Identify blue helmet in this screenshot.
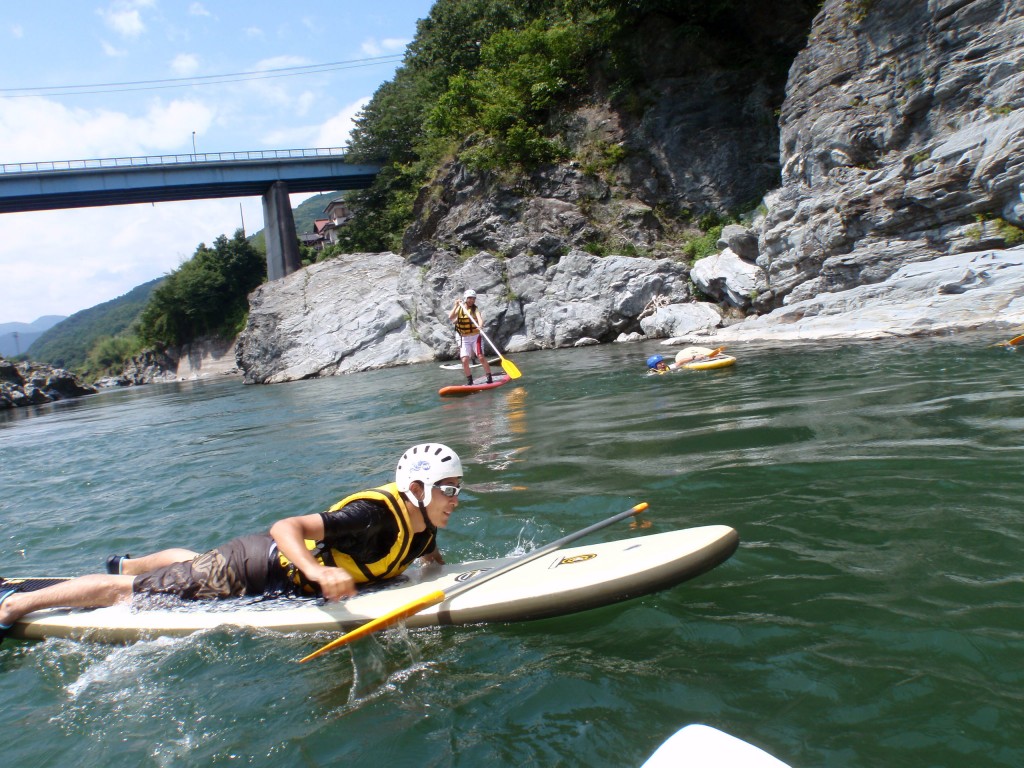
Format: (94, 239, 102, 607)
(646, 354, 665, 369)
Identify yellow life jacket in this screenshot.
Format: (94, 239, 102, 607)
(278, 482, 430, 592)
(454, 305, 480, 336)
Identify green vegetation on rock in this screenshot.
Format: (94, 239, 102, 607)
(337, 0, 820, 254)
(137, 230, 266, 349)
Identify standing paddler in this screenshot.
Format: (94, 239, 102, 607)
(448, 289, 494, 386)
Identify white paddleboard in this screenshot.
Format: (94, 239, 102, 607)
(642, 724, 791, 768)
(439, 358, 501, 370)
(8, 526, 737, 643)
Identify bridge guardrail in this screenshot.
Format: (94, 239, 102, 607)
(0, 147, 350, 175)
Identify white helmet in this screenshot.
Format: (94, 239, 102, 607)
(464, 289, 477, 299)
(395, 443, 463, 507)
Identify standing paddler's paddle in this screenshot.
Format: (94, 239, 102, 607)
(459, 301, 522, 379)
(996, 333, 1024, 347)
(298, 501, 649, 663)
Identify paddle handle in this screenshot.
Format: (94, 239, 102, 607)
(298, 501, 649, 661)
(444, 501, 648, 602)
(299, 589, 446, 663)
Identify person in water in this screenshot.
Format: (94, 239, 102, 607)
(647, 347, 722, 374)
(0, 443, 464, 643)
(448, 289, 494, 386)
(646, 354, 673, 374)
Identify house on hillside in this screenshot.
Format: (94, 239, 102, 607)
(299, 231, 326, 250)
(315, 197, 352, 246)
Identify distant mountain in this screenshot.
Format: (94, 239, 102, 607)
(293, 191, 342, 234)
(27, 278, 164, 368)
(0, 315, 66, 358)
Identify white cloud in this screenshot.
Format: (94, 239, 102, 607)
(295, 91, 316, 118)
(241, 56, 314, 108)
(101, 40, 128, 57)
(170, 53, 200, 76)
(360, 36, 409, 56)
(0, 96, 215, 162)
(188, 2, 211, 17)
(314, 98, 371, 149)
(97, 1, 152, 38)
(244, 26, 264, 39)
(257, 96, 369, 149)
(10, 24, 24, 38)
(254, 55, 310, 72)
(0, 198, 264, 322)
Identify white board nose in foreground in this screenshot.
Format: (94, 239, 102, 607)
(641, 724, 792, 768)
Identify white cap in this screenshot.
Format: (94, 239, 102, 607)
(464, 289, 477, 299)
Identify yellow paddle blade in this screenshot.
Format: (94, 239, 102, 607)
(299, 589, 447, 663)
(991, 333, 1024, 347)
(501, 356, 522, 379)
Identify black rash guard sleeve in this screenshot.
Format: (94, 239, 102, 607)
(319, 498, 436, 565)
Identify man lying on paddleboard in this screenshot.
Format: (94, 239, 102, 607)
(0, 443, 464, 644)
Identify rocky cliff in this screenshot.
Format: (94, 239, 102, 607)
(236, 0, 1024, 383)
(757, 0, 1024, 309)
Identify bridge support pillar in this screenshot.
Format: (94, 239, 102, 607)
(262, 181, 301, 281)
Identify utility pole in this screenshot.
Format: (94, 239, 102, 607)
(191, 131, 197, 160)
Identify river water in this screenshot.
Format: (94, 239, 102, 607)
(1, 335, 1022, 767)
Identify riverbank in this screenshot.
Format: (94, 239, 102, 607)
(231, 244, 1024, 385)
(0, 357, 97, 409)
(663, 247, 1024, 346)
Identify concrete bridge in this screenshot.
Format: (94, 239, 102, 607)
(0, 149, 380, 280)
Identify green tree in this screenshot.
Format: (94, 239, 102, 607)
(81, 334, 145, 380)
(341, 0, 820, 252)
(138, 229, 265, 348)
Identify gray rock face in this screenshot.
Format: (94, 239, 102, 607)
(510, 249, 691, 349)
(232, 0, 1024, 380)
(640, 302, 723, 338)
(236, 249, 693, 383)
(690, 248, 768, 310)
(0, 358, 98, 409)
(668, 247, 1024, 343)
(402, 45, 791, 266)
(757, 0, 1024, 308)
(103, 338, 240, 387)
(237, 254, 435, 384)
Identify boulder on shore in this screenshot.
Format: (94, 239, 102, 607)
(0, 358, 98, 410)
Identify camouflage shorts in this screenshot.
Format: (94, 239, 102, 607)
(132, 533, 276, 600)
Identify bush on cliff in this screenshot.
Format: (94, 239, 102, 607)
(340, 0, 820, 253)
(137, 230, 265, 348)
(81, 334, 147, 381)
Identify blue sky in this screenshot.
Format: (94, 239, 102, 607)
(0, 0, 436, 324)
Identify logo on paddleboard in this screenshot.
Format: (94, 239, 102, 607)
(553, 553, 596, 567)
(455, 568, 492, 582)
